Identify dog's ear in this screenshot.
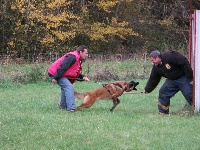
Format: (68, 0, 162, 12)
(130, 81, 134, 85)
(134, 82, 139, 86)
(130, 81, 139, 86)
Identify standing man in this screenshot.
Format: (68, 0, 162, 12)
(48, 45, 89, 112)
(144, 50, 193, 114)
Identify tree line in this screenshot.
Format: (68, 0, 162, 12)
(0, 0, 200, 59)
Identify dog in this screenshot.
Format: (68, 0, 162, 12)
(74, 81, 139, 112)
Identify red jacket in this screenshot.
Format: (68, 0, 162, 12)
(48, 51, 82, 83)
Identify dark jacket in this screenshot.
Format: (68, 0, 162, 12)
(145, 51, 193, 93)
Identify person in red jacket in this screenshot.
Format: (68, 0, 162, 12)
(48, 45, 89, 112)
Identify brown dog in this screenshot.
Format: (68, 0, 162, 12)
(75, 81, 139, 111)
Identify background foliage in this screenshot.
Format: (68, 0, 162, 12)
(1, 0, 200, 59)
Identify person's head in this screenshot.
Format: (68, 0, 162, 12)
(76, 45, 88, 60)
(149, 50, 162, 66)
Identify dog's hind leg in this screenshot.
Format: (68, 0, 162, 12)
(76, 96, 96, 111)
(77, 103, 93, 110)
(110, 98, 120, 112)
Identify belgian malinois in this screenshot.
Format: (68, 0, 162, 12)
(75, 81, 139, 111)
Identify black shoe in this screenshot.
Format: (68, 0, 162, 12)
(59, 105, 66, 110)
(182, 103, 194, 111)
(159, 112, 169, 115)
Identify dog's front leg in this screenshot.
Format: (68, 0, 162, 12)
(110, 98, 120, 112)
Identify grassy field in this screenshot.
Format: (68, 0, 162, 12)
(0, 79, 200, 150)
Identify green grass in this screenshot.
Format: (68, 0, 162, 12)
(0, 80, 200, 150)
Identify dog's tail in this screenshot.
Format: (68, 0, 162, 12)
(74, 91, 86, 100)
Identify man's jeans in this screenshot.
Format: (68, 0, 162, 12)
(158, 76, 193, 114)
(57, 77, 76, 110)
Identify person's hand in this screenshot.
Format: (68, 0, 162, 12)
(83, 76, 89, 81)
(52, 79, 57, 84)
(143, 90, 148, 94)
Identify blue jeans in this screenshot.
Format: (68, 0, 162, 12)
(56, 77, 76, 110)
(158, 76, 193, 114)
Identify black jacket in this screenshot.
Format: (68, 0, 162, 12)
(145, 51, 193, 93)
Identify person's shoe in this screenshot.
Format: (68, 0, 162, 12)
(159, 112, 169, 115)
(59, 105, 66, 110)
(67, 109, 76, 112)
(182, 103, 194, 111)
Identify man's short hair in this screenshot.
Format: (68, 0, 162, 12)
(149, 50, 161, 58)
(76, 45, 87, 52)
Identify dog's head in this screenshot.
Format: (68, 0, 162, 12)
(125, 81, 139, 92)
(110, 81, 139, 92)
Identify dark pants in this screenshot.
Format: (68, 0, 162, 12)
(158, 76, 193, 114)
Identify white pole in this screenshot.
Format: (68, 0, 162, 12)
(193, 10, 200, 112)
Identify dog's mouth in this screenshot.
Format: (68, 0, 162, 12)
(133, 82, 139, 90)
(125, 81, 139, 92)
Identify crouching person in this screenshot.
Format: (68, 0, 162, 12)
(144, 50, 193, 114)
(48, 45, 89, 112)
